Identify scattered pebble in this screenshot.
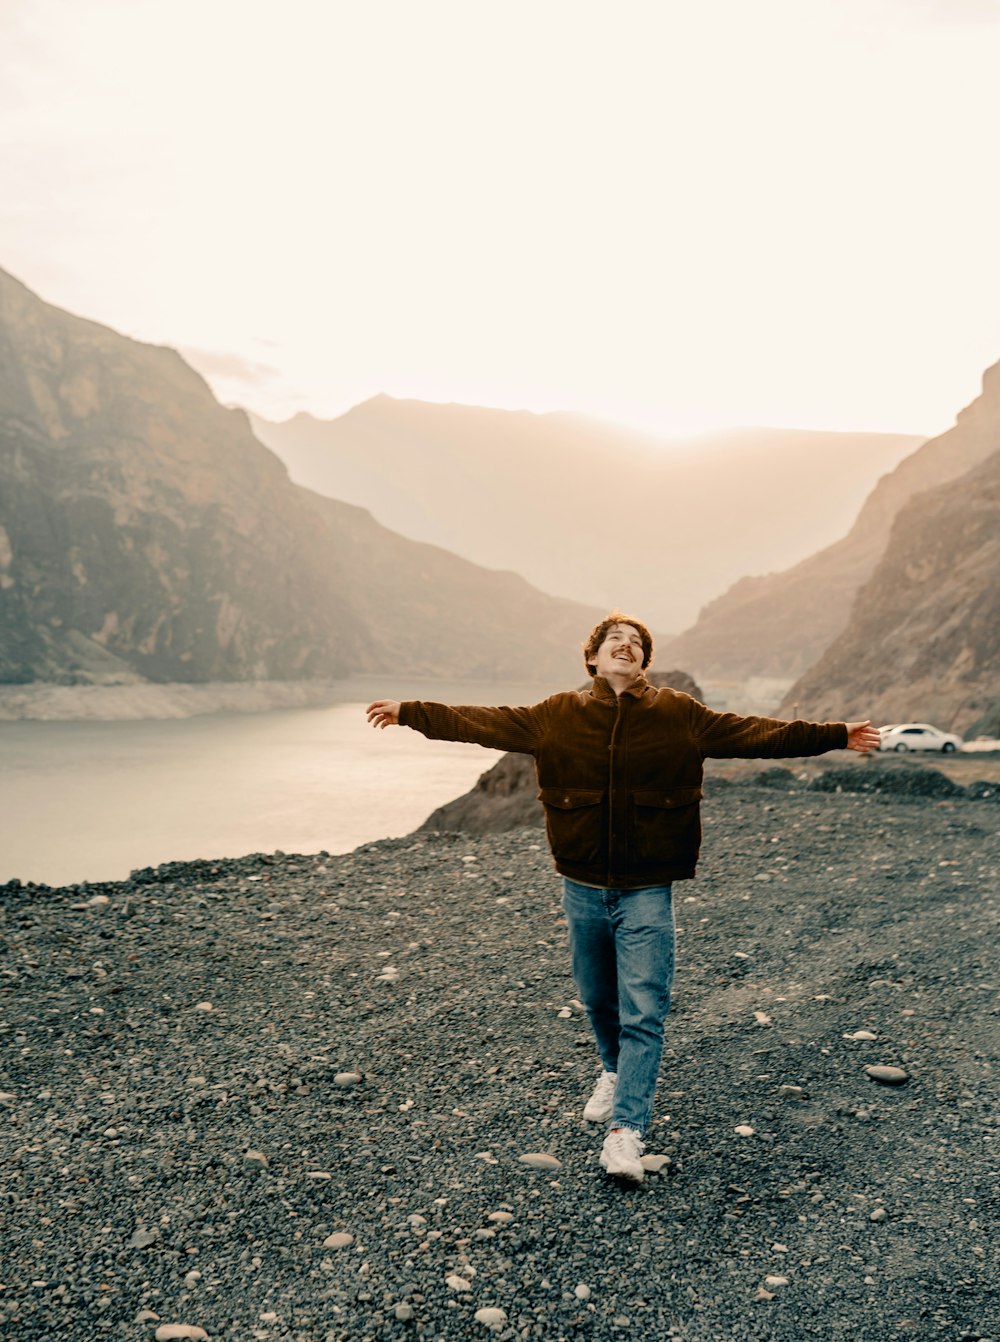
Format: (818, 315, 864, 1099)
(445, 1275, 472, 1291)
(244, 1149, 268, 1169)
(154, 1328, 210, 1342)
(844, 1030, 878, 1041)
(865, 1065, 910, 1086)
(487, 1211, 513, 1223)
(394, 1303, 414, 1321)
(778, 1085, 804, 1099)
(474, 1308, 508, 1330)
(765, 1275, 790, 1288)
(870, 1208, 888, 1222)
(333, 1071, 362, 1087)
(734, 1125, 755, 1137)
(754, 1011, 772, 1025)
(129, 1228, 160, 1249)
(323, 1232, 354, 1249)
(518, 1152, 562, 1170)
(639, 1154, 672, 1173)
(574, 1283, 592, 1300)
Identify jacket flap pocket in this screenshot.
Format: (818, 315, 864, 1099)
(632, 786, 703, 809)
(537, 787, 604, 810)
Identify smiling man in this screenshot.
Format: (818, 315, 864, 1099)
(367, 612, 880, 1181)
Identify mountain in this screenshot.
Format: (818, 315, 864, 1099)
(662, 360, 1000, 681)
(778, 447, 1000, 736)
(0, 268, 600, 686)
(247, 400, 920, 633)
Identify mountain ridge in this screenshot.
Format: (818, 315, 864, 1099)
(0, 266, 601, 688)
(661, 358, 1000, 682)
(778, 446, 1000, 736)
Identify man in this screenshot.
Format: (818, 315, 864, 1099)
(367, 613, 880, 1182)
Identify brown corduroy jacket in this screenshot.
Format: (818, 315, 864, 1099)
(399, 673, 848, 888)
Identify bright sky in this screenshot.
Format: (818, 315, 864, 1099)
(3, 0, 1000, 437)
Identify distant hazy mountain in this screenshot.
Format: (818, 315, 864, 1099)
(662, 360, 1000, 681)
(249, 400, 920, 633)
(779, 447, 1000, 736)
(0, 268, 600, 686)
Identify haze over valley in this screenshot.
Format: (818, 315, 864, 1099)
(251, 402, 920, 634)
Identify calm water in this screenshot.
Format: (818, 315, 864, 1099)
(0, 676, 556, 887)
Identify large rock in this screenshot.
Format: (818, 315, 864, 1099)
(416, 671, 704, 834)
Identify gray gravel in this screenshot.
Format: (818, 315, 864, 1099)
(1, 776, 997, 1342)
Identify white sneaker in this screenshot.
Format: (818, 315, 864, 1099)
(599, 1126, 645, 1182)
(582, 1070, 617, 1122)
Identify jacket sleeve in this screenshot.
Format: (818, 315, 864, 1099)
(398, 699, 548, 755)
(690, 701, 848, 759)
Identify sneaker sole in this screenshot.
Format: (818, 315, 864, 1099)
(595, 1154, 644, 1186)
(599, 1156, 645, 1183)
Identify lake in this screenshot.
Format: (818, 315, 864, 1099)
(0, 675, 557, 887)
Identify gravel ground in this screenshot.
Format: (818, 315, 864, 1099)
(1, 776, 997, 1342)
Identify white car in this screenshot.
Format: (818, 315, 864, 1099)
(878, 723, 963, 753)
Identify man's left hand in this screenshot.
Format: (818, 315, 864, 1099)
(845, 720, 881, 752)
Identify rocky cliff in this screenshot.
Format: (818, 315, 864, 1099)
(0, 268, 599, 685)
(662, 360, 1000, 681)
(415, 670, 704, 835)
(779, 448, 1000, 736)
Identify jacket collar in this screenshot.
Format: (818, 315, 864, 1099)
(590, 672, 650, 703)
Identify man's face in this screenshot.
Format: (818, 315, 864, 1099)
(588, 623, 645, 680)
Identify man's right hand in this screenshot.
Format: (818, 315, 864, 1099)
(366, 700, 401, 729)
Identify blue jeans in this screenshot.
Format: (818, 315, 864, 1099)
(562, 878, 675, 1136)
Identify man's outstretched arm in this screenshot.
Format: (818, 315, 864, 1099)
(694, 702, 879, 758)
(366, 697, 546, 754)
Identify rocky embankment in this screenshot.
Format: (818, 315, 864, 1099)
(1, 774, 997, 1342)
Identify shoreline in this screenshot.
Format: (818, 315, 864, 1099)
(0, 673, 564, 722)
(0, 680, 347, 722)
